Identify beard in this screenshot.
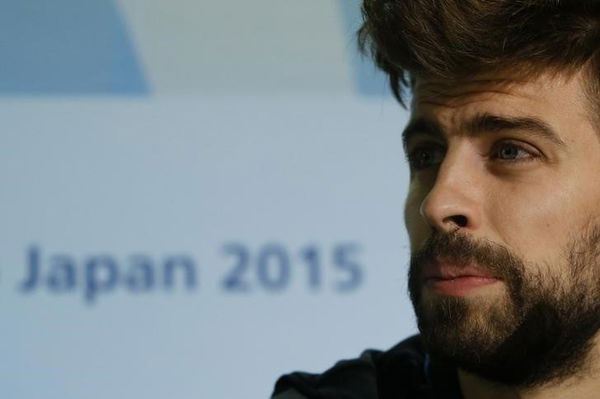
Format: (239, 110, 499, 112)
(408, 226, 600, 388)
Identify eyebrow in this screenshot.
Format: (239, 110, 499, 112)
(402, 113, 566, 149)
(402, 119, 444, 150)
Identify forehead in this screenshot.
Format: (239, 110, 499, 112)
(412, 74, 581, 119)
(407, 72, 596, 145)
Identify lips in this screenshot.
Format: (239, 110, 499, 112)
(423, 260, 501, 296)
(423, 260, 498, 280)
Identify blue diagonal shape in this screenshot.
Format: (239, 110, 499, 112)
(0, 0, 149, 95)
(338, 0, 389, 97)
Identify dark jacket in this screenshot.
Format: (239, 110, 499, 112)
(272, 335, 464, 399)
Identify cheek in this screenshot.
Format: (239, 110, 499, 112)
(405, 184, 430, 251)
(488, 178, 597, 261)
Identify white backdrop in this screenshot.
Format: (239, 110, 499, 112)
(0, 1, 417, 398)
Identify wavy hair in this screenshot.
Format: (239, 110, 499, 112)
(358, 0, 600, 122)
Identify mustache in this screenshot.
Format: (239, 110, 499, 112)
(410, 231, 526, 283)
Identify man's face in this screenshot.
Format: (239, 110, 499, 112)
(404, 71, 600, 386)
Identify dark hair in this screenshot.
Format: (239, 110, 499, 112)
(358, 0, 600, 118)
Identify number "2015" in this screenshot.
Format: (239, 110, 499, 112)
(221, 243, 363, 292)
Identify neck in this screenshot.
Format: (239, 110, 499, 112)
(458, 334, 600, 399)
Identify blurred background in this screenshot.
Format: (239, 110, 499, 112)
(0, 0, 416, 398)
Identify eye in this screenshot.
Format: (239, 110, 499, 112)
(490, 141, 539, 162)
(407, 145, 445, 170)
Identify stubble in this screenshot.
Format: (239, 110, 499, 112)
(408, 227, 600, 387)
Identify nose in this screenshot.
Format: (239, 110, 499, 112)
(419, 153, 482, 233)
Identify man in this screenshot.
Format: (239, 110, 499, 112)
(272, 1, 600, 398)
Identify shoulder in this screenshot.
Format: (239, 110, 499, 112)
(271, 335, 433, 399)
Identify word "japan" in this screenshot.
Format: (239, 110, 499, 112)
(20, 246, 197, 304)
